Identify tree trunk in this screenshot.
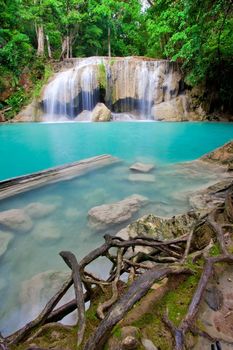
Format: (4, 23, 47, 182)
(66, 35, 70, 59)
(108, 27, 111, 58)
(46, 35, 52, 59)
(37, 25, 44, 56)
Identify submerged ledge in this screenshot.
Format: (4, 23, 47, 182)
(0, 154, 119, 200)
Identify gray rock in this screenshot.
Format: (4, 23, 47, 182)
(141, 338, 158, 350)
(122, 336, 139, 350)
(88, 194, 148, 229)
(0, 209, 33, 233)
(130, 162, 155, 173)
(205, 286, 223, 311)
(0, 231, 14, 257)
(75, 110, 92, 121)
(25, 202, 57, 219)
(92, 103, 111, 122)
(128, 174, 155, 182)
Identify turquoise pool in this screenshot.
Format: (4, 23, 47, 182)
(0, 121, 233, 335)
(1, 122, 233, 180)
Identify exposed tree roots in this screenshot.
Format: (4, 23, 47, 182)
(2, 185, 233, 350)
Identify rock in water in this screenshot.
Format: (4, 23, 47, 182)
(0, 231, 14, 258)
(20, 270, 71, 320)
(92, 103, 112, 122)
(130, 162, 155, 173)
(88, 194, 148, 229)
(25, 202, 57, 219)
(0, 209, 33, 233)
(128, 174, 155, 182)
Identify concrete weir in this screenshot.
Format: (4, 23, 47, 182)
(0, 155, 119, 200)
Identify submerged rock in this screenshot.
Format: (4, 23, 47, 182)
(0, 209, 33, 233)
(130, 162, 155, 173)
(0, 231, 14, 258)
(31, 220, 61, 241)
(25, 202, 57, 219)
(92, 103, 111, 122)
(128, 174, 155, 182)
(20, 270, 71, 319)
(88, 194, 148, 229)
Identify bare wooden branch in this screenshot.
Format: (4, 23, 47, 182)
(97, 249, 123, 319)
(60, 251, 86, 347)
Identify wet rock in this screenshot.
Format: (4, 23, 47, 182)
(151, 95, 191, 121)
(0, 231, 13, 258)
(128, 174, 155, 182)
(201, 141, 233, 167)
(88, 194, 148, 229)
(14, 99, 43, 122)
(141, 338, 158, 350)
(130, 162, 155, 173)
(0, 209, 33, 233)
(122, 336, 139, 350)
(75, 110, 92, 121)
(32, 220, 61, 241)
(64, 208, 82, 222)
(117, 212, 199, 256)
(92, 103, 111, 122)
(25, 202, 57, 219)
(190, 179, 232, 212)
(20, 270, 70, 319)
(205, 286, 223, 311)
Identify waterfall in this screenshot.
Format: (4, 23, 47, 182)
(42, 57, 180, 121)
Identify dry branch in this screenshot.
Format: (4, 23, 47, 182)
(60, 251, 86, 347)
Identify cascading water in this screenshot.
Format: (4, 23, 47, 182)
(42, 57, 180, 121)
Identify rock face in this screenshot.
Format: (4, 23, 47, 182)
(88, 194, 148, 229)
(0, 209, 33, 233)
(151, 95, 202, 121)
(14, 99, 43, 122)
(92, 103, 111, 122)
(0, 231, 14, 258)
(201, 141, 233, 167)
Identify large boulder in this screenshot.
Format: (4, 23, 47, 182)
(0, 231, 14, 258)
(88, 194, 148, 229)
(92, 103, 112, 122)
(0, 209, 33, 233)
(151, 95, 189, 121)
